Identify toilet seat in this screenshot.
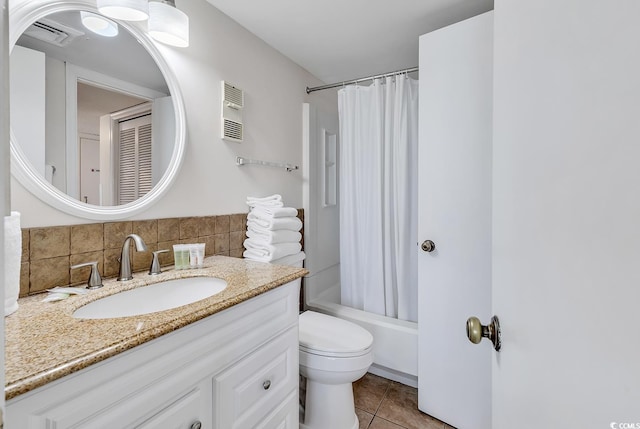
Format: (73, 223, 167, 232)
(299, 311, 373, 358)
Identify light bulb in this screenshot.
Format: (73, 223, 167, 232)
(148, 1, 189, 48)
(97, 0, 149, 22)
(80, 11, 119, 37)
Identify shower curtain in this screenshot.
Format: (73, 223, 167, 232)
(338, 75, 419, 322)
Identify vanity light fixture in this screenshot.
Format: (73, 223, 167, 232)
(148, 0, 189, 48)
(80, 11, 119, 37)
(97, 0, 149, 22)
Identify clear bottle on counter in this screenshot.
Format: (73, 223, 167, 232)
(189, 243, 205, 269)
(172, 244, 190, 269)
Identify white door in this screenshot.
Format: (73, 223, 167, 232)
(417, 12, 493, 429)
(79, 136, 100, 205)
(492, 1, 640, 426)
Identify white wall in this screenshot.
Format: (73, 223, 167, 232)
(9, 45, 45, 177)
(10, 0, 337, 227)
(152, 96, 175, 186)
(44, 56, 66, 192)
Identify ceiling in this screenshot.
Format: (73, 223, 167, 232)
(204, 0, 494, 85)
(17, 10, 169, 94)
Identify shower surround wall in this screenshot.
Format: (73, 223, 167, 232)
(18, 210, 304, 297)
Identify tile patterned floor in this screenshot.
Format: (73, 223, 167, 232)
(353, 373, 454, 429)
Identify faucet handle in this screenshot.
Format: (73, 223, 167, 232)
(149, 249, 170, 275)
(71, 261, 103, 289)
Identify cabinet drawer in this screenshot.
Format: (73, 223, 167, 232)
(26, 371, 212, 429)
(214, 327, 298, 429)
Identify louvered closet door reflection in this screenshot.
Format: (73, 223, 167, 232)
(138, 123, 153, 196)
(118, 114, 152, 205)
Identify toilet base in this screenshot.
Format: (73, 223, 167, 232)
(302, 378, 359, 429)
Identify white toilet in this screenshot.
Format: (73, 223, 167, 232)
(299, 310, 374, 429)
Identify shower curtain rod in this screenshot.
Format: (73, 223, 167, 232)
(306, 66, 419, 94)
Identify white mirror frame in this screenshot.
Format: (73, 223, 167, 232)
(9, 0, 186, 220)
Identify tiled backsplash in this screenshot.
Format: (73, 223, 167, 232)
(19, 210, 304, 297)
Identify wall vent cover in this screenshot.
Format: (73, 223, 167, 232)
(223, 119, 243, 142)
(221, 81, 244, 142)
(222, 81, 244, 109)
(24, 18, 84, 47)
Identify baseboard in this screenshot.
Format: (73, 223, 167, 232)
(368, 364, 418, 388)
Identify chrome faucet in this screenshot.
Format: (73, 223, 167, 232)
(117, 234, 148, 281)
(70, 261, 104, 289)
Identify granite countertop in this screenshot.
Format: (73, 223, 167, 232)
(5, 256, 307, 401)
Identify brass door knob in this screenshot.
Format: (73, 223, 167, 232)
(466, 315, 501, 351)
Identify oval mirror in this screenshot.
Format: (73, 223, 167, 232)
(9, 1, 186, 220)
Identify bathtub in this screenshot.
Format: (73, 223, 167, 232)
(304, 270, 418, 387)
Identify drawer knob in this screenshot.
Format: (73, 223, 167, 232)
(263, 380, 271, 390)
(190, 422, 202, 429)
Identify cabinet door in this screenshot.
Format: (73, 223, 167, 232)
(134, 386, 205, 429)
(214, 327, 298, 429)
(255, 391, 298, 429)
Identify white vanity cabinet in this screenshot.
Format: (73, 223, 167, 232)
(6, 281, 300, 429)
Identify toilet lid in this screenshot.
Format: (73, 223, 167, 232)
(299, 311, 373, 357)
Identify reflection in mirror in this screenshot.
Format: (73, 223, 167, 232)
(10, 9, 175, 207)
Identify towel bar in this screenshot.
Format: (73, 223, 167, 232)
(236, 156, 298, 172)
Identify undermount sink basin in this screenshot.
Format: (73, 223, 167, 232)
(73, 277, 227, 319)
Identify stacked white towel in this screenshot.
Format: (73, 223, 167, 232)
(246, 194, 284, 209)
(243, 195, 303, 263)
